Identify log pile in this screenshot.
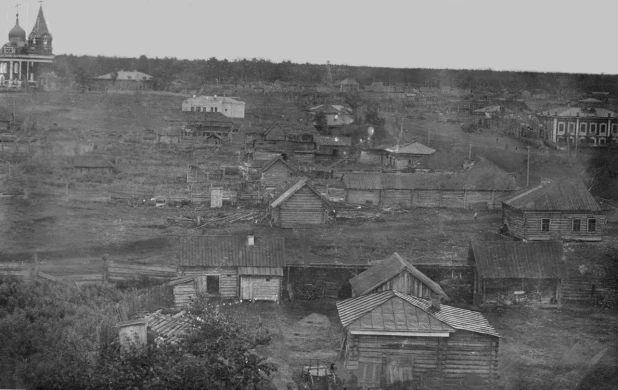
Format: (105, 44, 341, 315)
(194, 210, 265, 228)
(144, 309, 193, 344)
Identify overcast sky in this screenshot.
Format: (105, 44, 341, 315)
(3, 0, 617, 74)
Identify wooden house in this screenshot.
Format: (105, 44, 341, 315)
(501, 180, 605, 241)
(177, 235, 285, 303)
(178, 111, 234, 139)
(349, 252, 449, 300)
(470, 241, 565, 305)
(269, 178, 332, 228)
(260, 157, 296, 187)
(73, 155, 113, 174)
(337, 290, 499, 389)
(314, 135, 352, 158)
(381, 141, 436, 169)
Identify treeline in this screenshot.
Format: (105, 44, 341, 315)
(52, 54, 618, 94)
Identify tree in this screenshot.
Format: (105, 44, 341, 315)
(314, 111, 329, 132)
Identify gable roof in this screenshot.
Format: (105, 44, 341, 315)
(471, 241, 565, 279)
(261, 157, 296, 173)
(73, 155, 113, 168)
(502, 180, 601, 212)
(336, 290, 499, 337)
(384, 141, 436, 155)
(349, 253, 448, 299)
(270, 178, 331, 209)
(93, 70, 154, 81)
(178, 236, 285, 267)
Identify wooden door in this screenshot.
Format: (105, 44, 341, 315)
(385, 355, 414, 389)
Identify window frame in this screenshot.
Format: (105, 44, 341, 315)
(572, 218, 581, 232)
(568, 122, 575, 134)
(612, 124, 618, 134)
(590, 123, 597, 134)
(600, 123, 607, 135)
(579, 123, 587, 134)
(541, 218, 550, 232)
(588, 218, 597, 232)
(206, 275, 220, 294)
(557, 122, 565, 134)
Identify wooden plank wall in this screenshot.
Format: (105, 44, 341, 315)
(346, 189, 381, 205)
(443, 331, 499, 385)
(240, 276, 281, 302)
(370, 271, 434, 298)
(182, 267, 239, 298)
(277, 186, 327, 227)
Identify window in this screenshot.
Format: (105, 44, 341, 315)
(558, 122, 565, 134)
(590, 123, 597, 134)
(214, 107, 218, 112)
(206, 275, 220, 294)
(600, 138, 606, 145)
(568, 122, 575, 134)
(573, 218, 581, 232)
(541, 218, 550, 232)
(600, 123, 607, 134)
(612, 124, 618, 134)
(588, 219, 597, 232)
(580, 123, 587, 134)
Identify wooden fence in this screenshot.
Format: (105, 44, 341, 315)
(0, 257, 178, 285)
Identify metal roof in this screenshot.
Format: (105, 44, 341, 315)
(93, 70, 154, 81)
(178, 236, 285, 267)
(270, 178, 331, 209)
(336, 290, 499, 337)
(315, 135, 352, 146)
(502, 180, 601, 212)
(238, 267, 283, 276)
(349, 252, 448, 299)
(471, 240, 565, 279)
(384, 142, 436, 155)
(539, 106, 617, 118)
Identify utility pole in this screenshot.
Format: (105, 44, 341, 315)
(526, 146, 530, 187)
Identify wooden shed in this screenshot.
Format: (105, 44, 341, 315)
(337, 290, 499, 389)
(177, 235, 285, 303)
(269, 178, 332, 228)
(260, 157, 296, 187)
(470, 240, 566, 305)
(116, 319, 148, 353)
(350, 252, 449, 300)
(501, 180, 605, 241)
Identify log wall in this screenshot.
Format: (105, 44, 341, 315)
(346, 189, 381, 206)
(523, 212, 605, 241)
(181, 267, 239, 298)
(275, 186, 328, 228)
(366, 270, 435, 298)
(240, 276, 281, 302)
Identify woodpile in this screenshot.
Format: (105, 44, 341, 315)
(193, 210, 265, 228)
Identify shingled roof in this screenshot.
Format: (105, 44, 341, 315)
(349, 252, 449, 299)
(502, 180, 601, 212)
(336, 290, 499, 337)
(270, 178, 331, 209)
(178, 236, 285, 267)
(471, 241, 566, 279)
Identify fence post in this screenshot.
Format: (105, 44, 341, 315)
(102, 254, 109, 283)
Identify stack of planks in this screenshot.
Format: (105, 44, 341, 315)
(194, 210, 263, 228)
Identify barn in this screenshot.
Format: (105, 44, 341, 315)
(337, 290, 499, 389)
(176, 235, 285, 304)
(470, 240, 565, 305)
(269, 178, 332, 228)
(501, 180, 605, 241)
(350, 252, 449, 300)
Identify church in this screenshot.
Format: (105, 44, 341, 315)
(0, 4, 54, 88)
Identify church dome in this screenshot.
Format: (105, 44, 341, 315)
(9, 17, 26, 43)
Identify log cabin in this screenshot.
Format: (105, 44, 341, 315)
(470, 240, 565, 305)
(269, 178, 332, 228)
(260, 157, 296, 187)
(336, 290, 499, 389)
(342, 159, 516, 209)
(176, 235, 285, 303)
(501, 180, 605, 241)
(350, 252, 449, 300)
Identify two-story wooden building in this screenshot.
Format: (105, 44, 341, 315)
(501, 180, 605, 241)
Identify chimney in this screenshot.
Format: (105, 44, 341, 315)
(247, 235, 255, 246)
(431, 295, 441, 311)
